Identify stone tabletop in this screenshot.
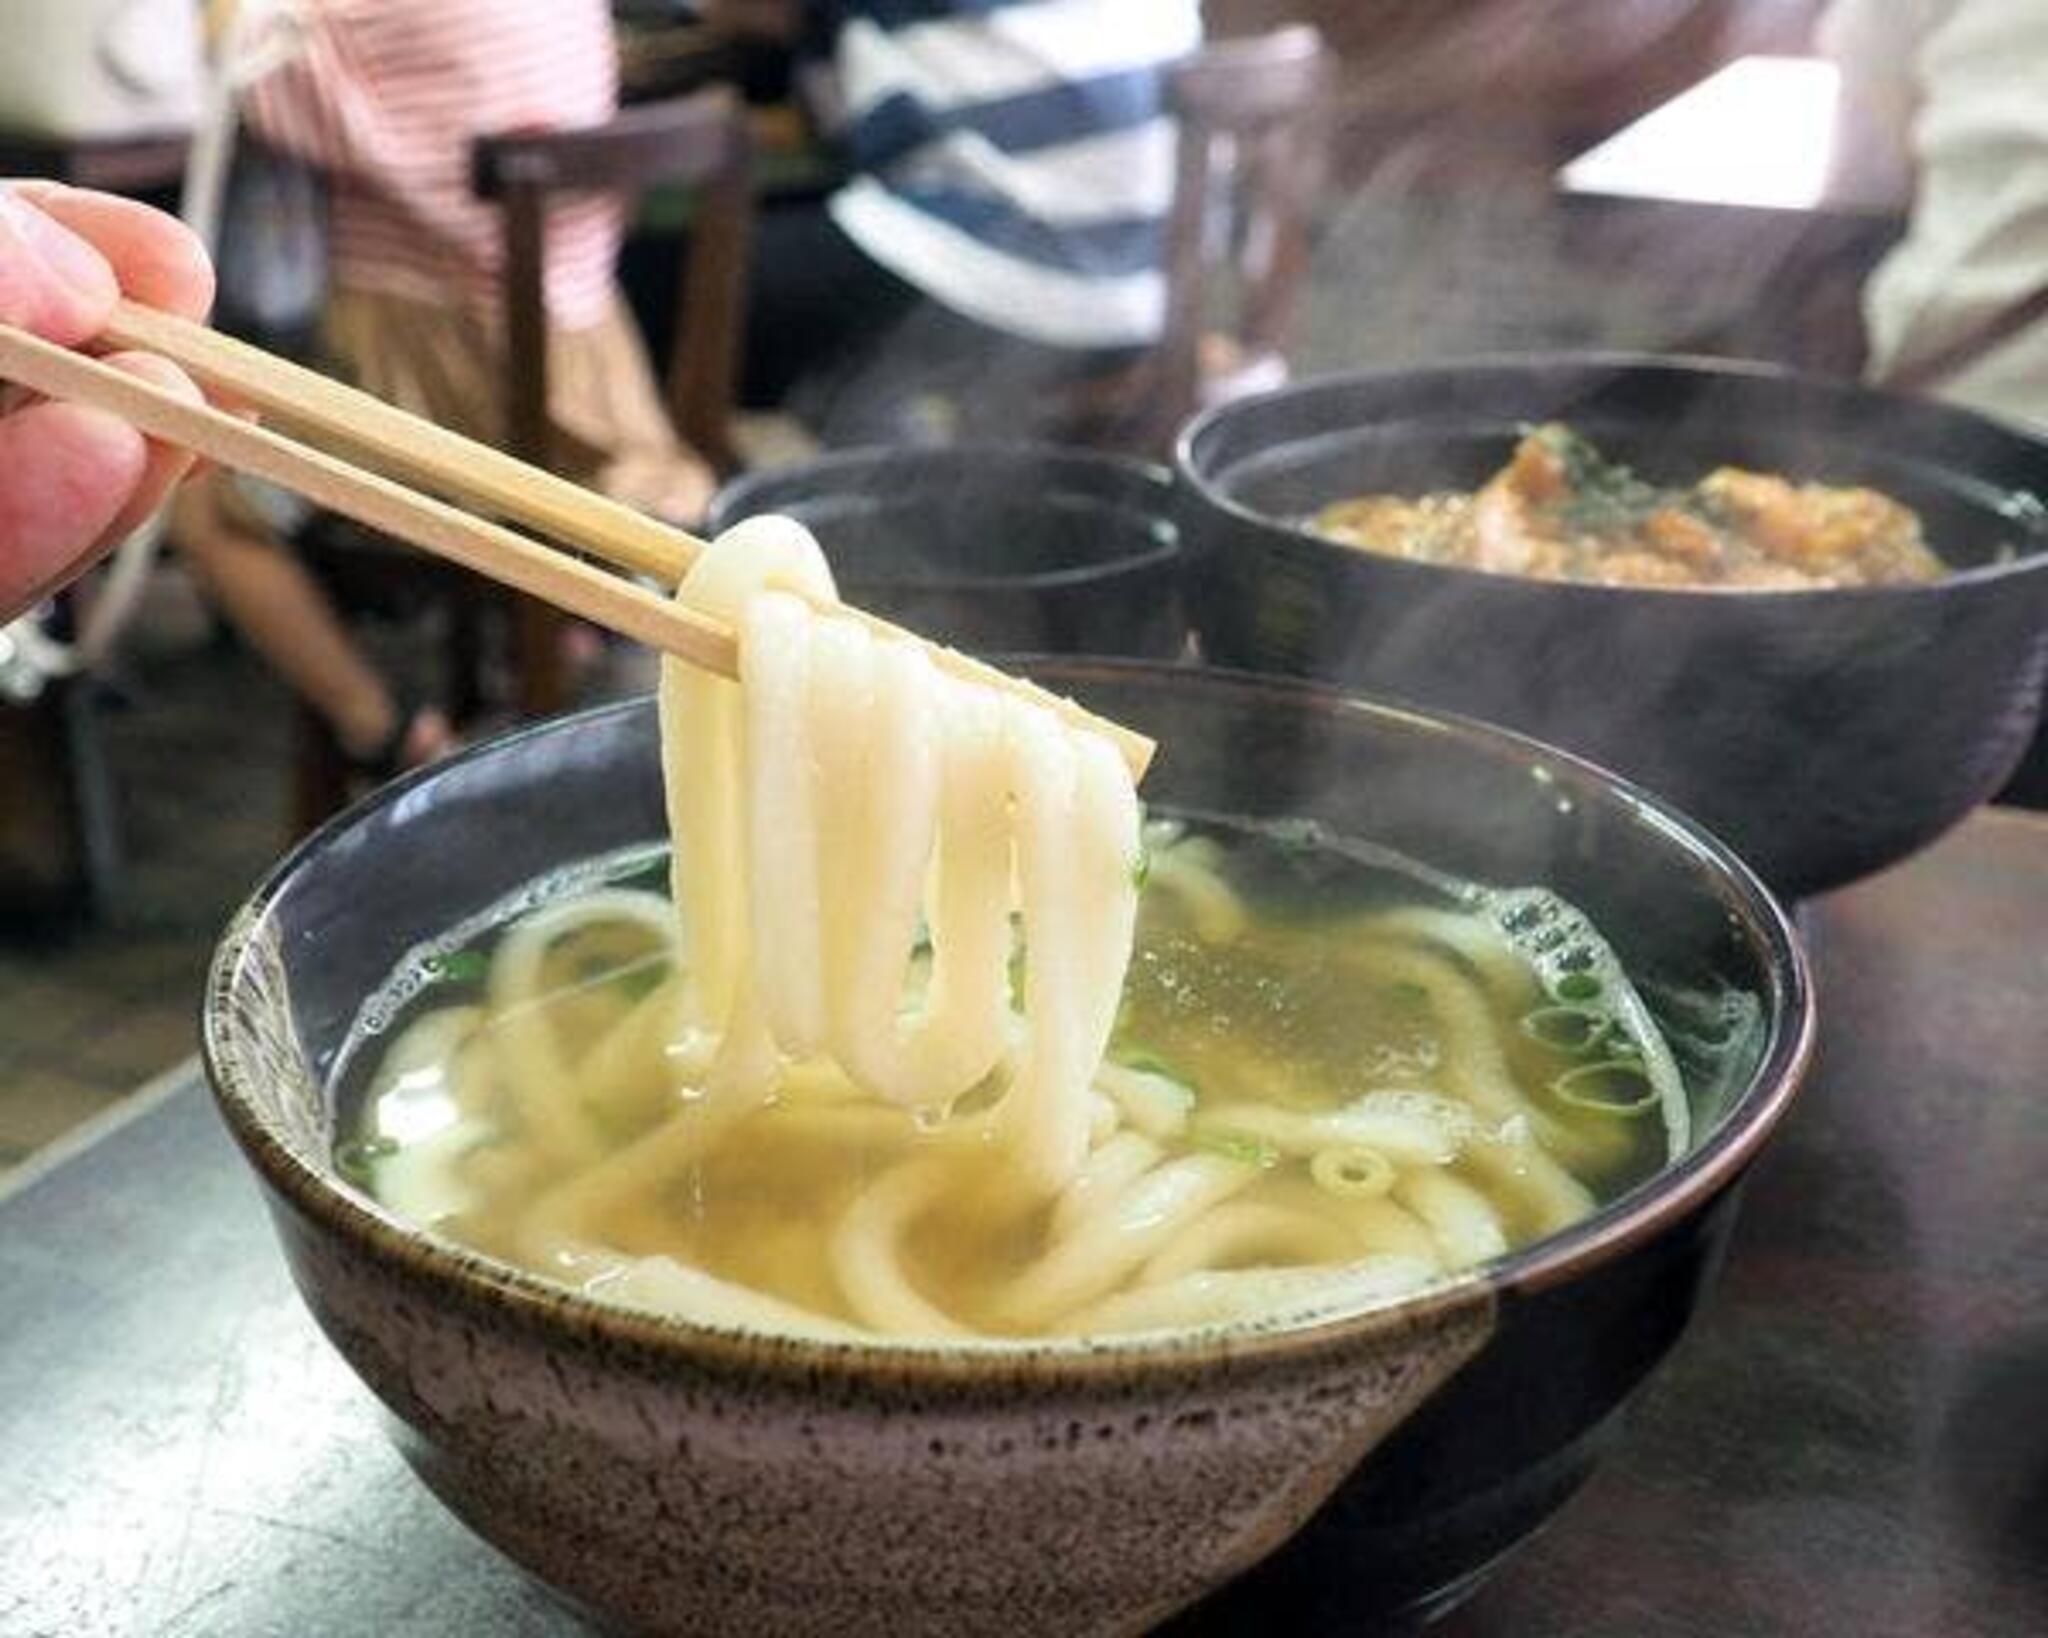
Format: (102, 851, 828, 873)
(3, 809, 2044, 1637)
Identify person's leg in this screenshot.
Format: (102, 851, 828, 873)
(170, 475, 447, 767)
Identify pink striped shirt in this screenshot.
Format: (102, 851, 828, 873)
(245, 0, 621, 329)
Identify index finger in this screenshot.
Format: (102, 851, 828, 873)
(10, 182, 214, 321)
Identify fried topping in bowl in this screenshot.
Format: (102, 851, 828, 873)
(1311, 425, 1947, 588)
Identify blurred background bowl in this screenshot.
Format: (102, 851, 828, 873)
(204, 663, 1809, 1635)
(1176, 355, 2048, 896)
(710, 443, 1188, 660)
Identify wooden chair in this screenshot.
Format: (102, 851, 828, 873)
(470, 84, 754, 719)
(290, 87, 754, 831)
(1059, 26, 1334, 456)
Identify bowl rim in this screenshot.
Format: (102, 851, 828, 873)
(1174, 350, 2048, 600)
(203, 668, 1814, 1388)
(707, 439, 1184, 596)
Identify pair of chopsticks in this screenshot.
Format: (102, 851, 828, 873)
(0, 301, 1153, 778)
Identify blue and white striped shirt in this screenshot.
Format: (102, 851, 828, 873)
(823, 0, 1203, 350)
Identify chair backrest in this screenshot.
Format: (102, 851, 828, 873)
(473, 86, 755, 477)
(1149, 26, 1332, 449)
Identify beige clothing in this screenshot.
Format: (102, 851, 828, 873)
(322, 286, 703, 518)
(223, 284, 708, 532)
(1823, 0, 2048, 429)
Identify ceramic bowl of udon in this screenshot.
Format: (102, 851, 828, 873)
(202, 662, 1810, 1636)
(708, 443, 1188, 659)
(1176, 355, 2048, 897)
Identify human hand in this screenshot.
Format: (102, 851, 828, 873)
(1, 182, 216, 621)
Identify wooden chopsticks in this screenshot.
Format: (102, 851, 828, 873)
(102, 300, 692, 584)
(0, 302, 1155, 778)
(0, 320, 738, 675)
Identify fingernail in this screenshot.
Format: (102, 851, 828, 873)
(0, 187, 116, 303)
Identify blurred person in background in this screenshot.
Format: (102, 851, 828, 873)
(712, 0, 1202, 443)
(174, 0, 717, 780)
(0, 184, 213, 620)
(1826, 0, 2048, 803)
(1824, 0, 2048, 431)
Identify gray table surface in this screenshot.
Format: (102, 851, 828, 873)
(4, 811, 2045, 1637)
(0, 1067, 572, 1638)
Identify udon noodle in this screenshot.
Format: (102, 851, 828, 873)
(662, 517, 1139, 1198)
(339, 520, 1698, 1342)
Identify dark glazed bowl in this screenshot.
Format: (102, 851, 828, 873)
(1177, 356, 2048, 896)
(203, 664, 1811, 1635)
(709, 443, 1187, 659)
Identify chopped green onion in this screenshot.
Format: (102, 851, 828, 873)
(1552, 1060, 1659, 1116)
(1130, 848, 1151, 891)
(336, 1132, 399, 1184)
(1188, 1126, 1282, 1169)
(1553, 970, 1603, 1003)
(1520, 1004, 1612, 1053)
(425, 949, 490, 985)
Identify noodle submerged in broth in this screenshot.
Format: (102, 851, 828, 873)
(337, 825, 1691, 1343)
(334, 517, 1704, 1343)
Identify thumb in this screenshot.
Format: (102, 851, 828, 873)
(0, 187, 120, 344)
